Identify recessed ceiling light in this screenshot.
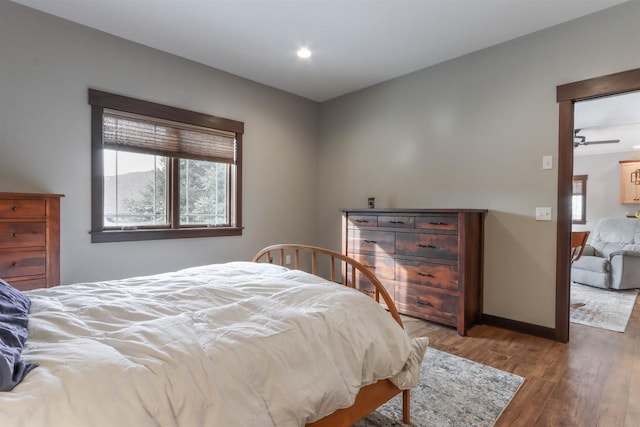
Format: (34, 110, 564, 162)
(297, 47, 311, 59)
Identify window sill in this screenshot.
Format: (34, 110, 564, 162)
(90, 227, 243, 243)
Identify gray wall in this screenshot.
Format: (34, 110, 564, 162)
(316, 1, 640, 328)
(573, 151, 640, 233)
(2, 0, 640, 330)
(0, 0, 319, 283)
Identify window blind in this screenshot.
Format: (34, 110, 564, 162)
(103, 109, 236, 164)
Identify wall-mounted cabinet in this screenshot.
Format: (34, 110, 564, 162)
(620, 160, 640, 204)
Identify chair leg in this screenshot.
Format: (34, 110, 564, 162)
(402, 389, 410, 424)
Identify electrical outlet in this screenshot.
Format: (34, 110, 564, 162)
(542, 155, 553, 170)
(535, 207, 552, 221)
(285, 255, 292, 265)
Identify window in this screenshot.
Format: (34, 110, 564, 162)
(572, 175, 587, 224)
(89, 89, 244, 242)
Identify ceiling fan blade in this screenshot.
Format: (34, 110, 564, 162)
(573, 139, 620, 148)
(583, 139, 620, 145)
(573, 129, 620, 146)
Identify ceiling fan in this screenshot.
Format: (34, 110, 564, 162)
(573, 129, 620, 148)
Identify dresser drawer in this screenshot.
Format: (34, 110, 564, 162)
(0, 250, 46, 278)
(0, 199, 46, 219)
(350, 276, 395, 305)
(347, 215, 378, 228)
(348, 252, 395, 281)
(396, 258, 458, 291)
(348, 229, 395, 253)
(415, 215, 458, 231)
(0, 223, 46, 249)
(378, 216, 415, 228)
(6, 277, 47, 291)
(394, 284, 457, 325)
(396, 232, 458, 260)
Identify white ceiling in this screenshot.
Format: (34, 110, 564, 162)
(574, 91, 640, 156)
(9, 0, 629, 102)
(9, 0, 638, 156)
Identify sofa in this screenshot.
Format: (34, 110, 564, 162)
(571, 217, 640, 290)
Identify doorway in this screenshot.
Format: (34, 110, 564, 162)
(555, 68, 640, 342)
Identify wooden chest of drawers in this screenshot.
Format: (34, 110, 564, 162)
(342, 208, 486, 335)
(0, 192, 63, 291)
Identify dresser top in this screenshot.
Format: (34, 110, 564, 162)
(0, 192, 65, 199)
(341, 208, 487, 214)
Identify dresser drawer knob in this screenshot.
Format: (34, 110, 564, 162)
(428, 221, 446, 225)
(12, 206, 18, 211)
(417, 272, 435, 278)
(363, 239, 377, 244)
(12, 232, 18, 238)
(416, 300, 433, 307)
(389, 221, 405, 224)
(417, 243, 436, 249)
(355, 219, 369, 224)
(11, 261, 17, 267)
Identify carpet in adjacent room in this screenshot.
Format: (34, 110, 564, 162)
(570, 282, 638, 332)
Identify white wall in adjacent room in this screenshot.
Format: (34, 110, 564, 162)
(573, 151, 640, 233)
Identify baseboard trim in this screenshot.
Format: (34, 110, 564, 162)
(481, 314, 558, 341)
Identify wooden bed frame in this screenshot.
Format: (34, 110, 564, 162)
(253, 244, 411, 427)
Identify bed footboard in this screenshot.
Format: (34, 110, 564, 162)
(253, 244, 410, 426)
(253, 244, 402, 327)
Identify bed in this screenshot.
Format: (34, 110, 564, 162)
(0, 244, 428, 426)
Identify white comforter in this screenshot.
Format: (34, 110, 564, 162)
(0, 262, 427, 427)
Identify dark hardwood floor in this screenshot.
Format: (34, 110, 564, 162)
(402, 295, 640, 427)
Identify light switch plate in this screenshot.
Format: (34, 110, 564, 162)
(542, 155, 553, 170)
(535, 207, 552, 221)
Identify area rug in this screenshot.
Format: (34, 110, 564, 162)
(570, 282, 638, 332)
(354, 348, 524, 427)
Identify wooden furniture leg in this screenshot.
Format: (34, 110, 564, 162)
(403, 389, 410, 424)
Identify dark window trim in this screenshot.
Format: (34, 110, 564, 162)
(89, 89, 244, 243)
(572, 175, 587, 225)
(90, 227, 243, 243)
(89, 89, 244, 133)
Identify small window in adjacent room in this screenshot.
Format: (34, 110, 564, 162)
(89, 89, 244, 243)
(572, 175, 587, 224)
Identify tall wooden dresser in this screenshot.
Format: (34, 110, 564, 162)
(0, 192, 63, 291)
(342, 208, 487, 335)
